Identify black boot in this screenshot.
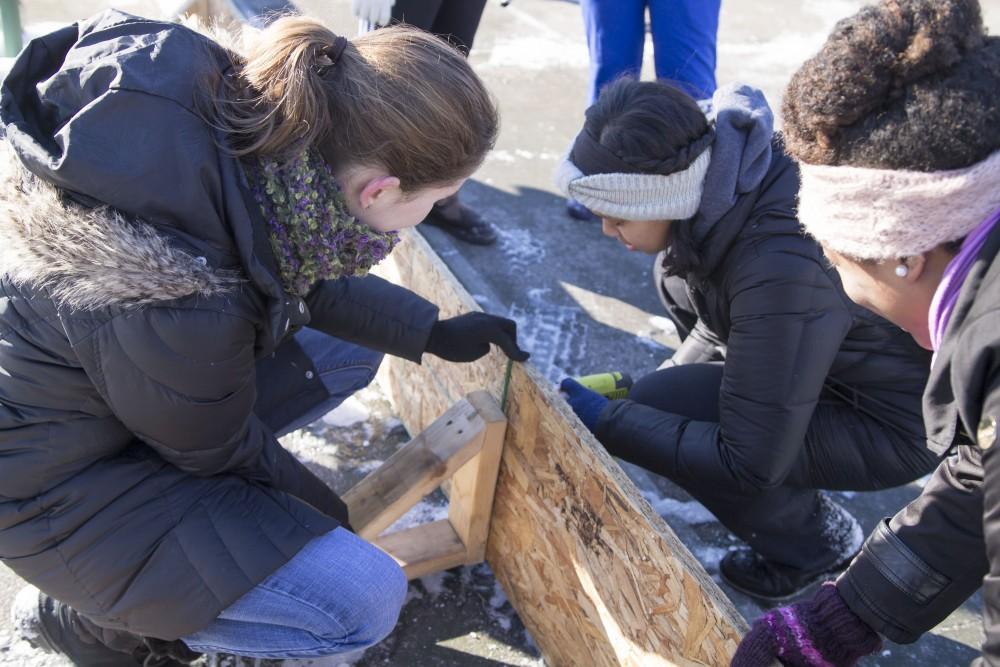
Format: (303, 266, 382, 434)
(719, 496, 863, 603)
(423, 194, 497, 245)
(12, 585, 200, 666)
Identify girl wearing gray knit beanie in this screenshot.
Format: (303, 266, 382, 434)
(733, 1, 1000, 665)
(557, 77, 936, 602)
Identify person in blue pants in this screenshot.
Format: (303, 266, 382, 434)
(567, 0, 722, 221)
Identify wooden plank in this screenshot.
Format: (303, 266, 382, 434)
(448, 390, 508, 564)
(374, 229, 748, 667)
(373, 519, 469, 580)
(343, 397, 486, 540)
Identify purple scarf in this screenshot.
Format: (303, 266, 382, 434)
(929, 206, 1000, 352)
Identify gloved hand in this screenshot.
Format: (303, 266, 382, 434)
(425, 313, 530, 363)
(351, 0, 394, 27)
(559, 378, 609, 433)
(731, 583, 881, 667)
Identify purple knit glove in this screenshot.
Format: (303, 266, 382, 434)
(731, 583, 881, 667)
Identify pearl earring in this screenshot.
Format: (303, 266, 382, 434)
(895, 264, 909, 278)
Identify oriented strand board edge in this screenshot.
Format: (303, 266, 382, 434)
(373, 229, 747, 667)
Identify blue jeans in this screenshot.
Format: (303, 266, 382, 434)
(183, 330, 405, 658)
(182, 528, 407, 658)
(275, 327, 385, 437)
(581, 0, 720, 103)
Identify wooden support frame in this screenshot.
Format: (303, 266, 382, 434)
(343, 391, 507, 580)
(374, 229, 750, 667)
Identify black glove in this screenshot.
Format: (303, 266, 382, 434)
(426, 313, 530, 363)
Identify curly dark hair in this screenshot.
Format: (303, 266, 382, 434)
(783, 0, 1000, 171)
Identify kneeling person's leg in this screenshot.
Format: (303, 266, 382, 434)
(267, 328, 385, 437)
(182, 528, 407, 659)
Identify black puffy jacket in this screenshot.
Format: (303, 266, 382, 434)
(596, 140, 932, 493)
(837, 221, 1000, 664)
(0, 11, 437, 640)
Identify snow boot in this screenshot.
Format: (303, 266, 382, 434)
(719, 496, 863, 603)
(424, 194, 497, 245)
(12, 585, 200, 666)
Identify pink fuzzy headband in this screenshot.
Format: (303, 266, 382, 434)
(798, 149, 1000, 261)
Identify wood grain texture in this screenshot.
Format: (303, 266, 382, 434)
(448, 390, 508, 564)
(373, 520, 469, 580)
(343, 397, 486, 541)
(373, 229, 748, 667)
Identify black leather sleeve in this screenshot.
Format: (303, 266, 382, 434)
(837, 445, 988, 643)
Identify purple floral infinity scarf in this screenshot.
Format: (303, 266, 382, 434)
(250, 149, 399, 296)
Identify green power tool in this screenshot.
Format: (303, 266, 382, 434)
(574, 372, 634, 400)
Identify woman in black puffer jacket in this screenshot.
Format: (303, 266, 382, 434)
(557, 77, 936, 602)
(0, 10, 526, 665)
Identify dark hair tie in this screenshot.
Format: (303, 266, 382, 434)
(316, 35, 349, 76)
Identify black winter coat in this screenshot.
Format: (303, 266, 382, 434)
(837, 221, 1000, 664)
(595, 141, 933, 493)
(0, 11, 438, 640)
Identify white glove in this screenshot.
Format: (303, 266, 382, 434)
(351, 0, 394, 27)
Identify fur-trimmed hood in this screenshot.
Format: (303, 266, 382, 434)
(0, 147, 241, 310)
(0, 10, 276, 311)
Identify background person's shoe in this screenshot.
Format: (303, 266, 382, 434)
(565, 197, 598, 222)
(424, 194, 497, 245)
(719, 497, 863, 602)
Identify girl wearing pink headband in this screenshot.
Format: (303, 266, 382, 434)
(735, 0, 1000, 664)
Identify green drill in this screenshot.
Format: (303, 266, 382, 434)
(574, 372, 634, 400)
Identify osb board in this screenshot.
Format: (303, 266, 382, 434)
(373, 229, 747, 667)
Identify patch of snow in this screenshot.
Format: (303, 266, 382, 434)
(507, 288, 587, 384)
(321, 397, 370, 427)
(419, 571, 450, 597)
(489, 582, 508, 609)
(478, 35, 589, 71)
(353, 460, 384, 474)
(648, 316, 678, 336)
(403, 586, 425, 606)
(821, 494, 864, 562)
(642, 494, 717, 525)
(692, 546, 730, 571)
(486, 580, 513, 632)
(495, 227, 547, 275)
(486, 149, 563, 164)
(386, 499, 448, 533)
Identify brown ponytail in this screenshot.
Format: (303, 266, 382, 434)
(201, 16, 499, 191)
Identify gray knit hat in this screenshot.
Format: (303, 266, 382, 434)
(555, 119, 714, 221)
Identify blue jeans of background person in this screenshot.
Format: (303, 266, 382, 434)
(581, 0, 721, 103)
(183, 329, 405, 658)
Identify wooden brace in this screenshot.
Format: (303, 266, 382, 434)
(342, 391, 507, 579)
